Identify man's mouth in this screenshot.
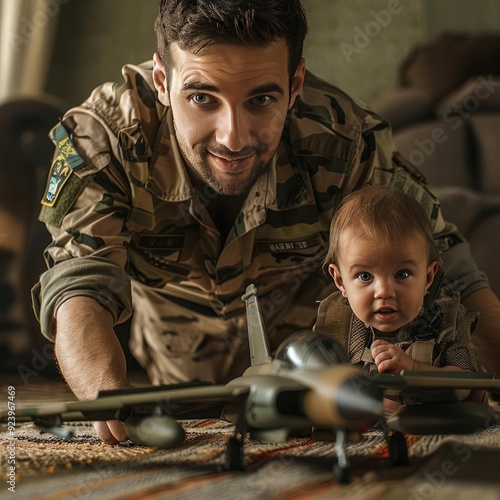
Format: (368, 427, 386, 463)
(209, 152, 256, 174)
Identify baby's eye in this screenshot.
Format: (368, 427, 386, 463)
(357, 272, 373, 282)
(395, 270, 411, 280)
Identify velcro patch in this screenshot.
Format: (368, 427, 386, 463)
(41, 155, 73, 207)
(41, 124, 87, 208)
(39, 174, 90, 227)
(137, 234, 186, 250)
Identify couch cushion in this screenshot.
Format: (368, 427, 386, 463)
(394, 120, 472, 188)
(469, 211, 500, 297)
(370, 88, 434, 132)
(400, 33, 500, 104)
(468, 114, 500, 194)
(436, 76, 500, 118)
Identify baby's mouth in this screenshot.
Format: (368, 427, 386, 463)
(375, 307, 397, 320)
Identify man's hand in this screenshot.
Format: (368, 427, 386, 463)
(55, 296, 131, 444)
(371, 339, 414, 374)
(93, 420, 129, 444)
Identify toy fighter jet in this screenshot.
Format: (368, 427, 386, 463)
(3, 285, 500, 483)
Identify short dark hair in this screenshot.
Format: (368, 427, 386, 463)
(154, 0, 308, 86)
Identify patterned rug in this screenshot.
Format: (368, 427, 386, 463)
(1, 382, 500, 499)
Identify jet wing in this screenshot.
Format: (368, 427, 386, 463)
(372, 371, 500, 405)
(373, 370, 500, 390)
(1, 382, 250, 423)
(387, 400, 500, 434)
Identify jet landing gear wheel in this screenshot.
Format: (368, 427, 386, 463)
(333, 429, 352, 483)
(225, 436, 245, 471)
(333, 461, 352, 484)
(224, 419, 247, 471)
(378, 418, 410, 466)
(388, 430, 409, 466)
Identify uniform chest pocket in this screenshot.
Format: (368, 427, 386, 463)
(128, 233, 193, 285)
(253, 234, 327, 273)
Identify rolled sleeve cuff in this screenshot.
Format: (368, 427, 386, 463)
(31, 256, 133, 341)
(441, 241, 491, 299)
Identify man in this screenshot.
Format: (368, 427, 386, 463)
(33, 0, 500, 444)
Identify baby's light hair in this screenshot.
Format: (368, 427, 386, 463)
(324, 185, 442, 268)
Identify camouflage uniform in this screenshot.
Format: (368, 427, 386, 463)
(314, 291, 479, 375)
(32, 62, 489, 384)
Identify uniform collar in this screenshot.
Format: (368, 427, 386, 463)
(146, 109, 193, 201)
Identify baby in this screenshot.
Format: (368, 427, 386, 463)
(315, 185, 479, 405)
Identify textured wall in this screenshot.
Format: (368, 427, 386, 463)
(303, 0, 427, 103)
(426, 0, 500, 36)
(47, 0, 157, 107)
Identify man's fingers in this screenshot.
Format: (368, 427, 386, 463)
(108, 419, 129, 441)
(93, 420, 128, 444)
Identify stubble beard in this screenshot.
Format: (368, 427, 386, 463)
(197, 155, 268, 196)
(173, 125, 271, 196)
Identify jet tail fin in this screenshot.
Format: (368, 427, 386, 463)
(242, 284, 273, 365)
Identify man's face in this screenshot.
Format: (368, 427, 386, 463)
(153, 40, 305, 195)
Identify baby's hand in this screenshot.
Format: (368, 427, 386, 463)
(371, 339, 414, 374)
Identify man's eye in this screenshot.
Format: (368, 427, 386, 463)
(251, 95, 273, 106)
(395, 270, 411, 280)
(191, 94, 213, 104)
(357, 272, 373, 282)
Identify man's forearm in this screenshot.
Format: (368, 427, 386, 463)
(462, 287, 500, 376)
(54, 296, 129, 400)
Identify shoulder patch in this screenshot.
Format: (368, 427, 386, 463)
(49, 124, 86, 172)
(42, 123, 87, 206)
(41, 155, 73, 207)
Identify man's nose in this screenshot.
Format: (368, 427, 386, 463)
(215, 106, 251, 151)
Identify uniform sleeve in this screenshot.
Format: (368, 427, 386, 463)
(440, 304, 479, 371)
(33, 113, 133, 340)
(350, 112, 490, 300)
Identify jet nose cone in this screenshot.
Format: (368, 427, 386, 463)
(336, 375, 384, 423)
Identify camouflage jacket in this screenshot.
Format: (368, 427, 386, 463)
(33, 62, 489, 339)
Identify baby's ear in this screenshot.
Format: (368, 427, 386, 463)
(329, 264, 344, 292)
(425, 261, 439, 292)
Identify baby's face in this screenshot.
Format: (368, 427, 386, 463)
(329, 232, 438, 333)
